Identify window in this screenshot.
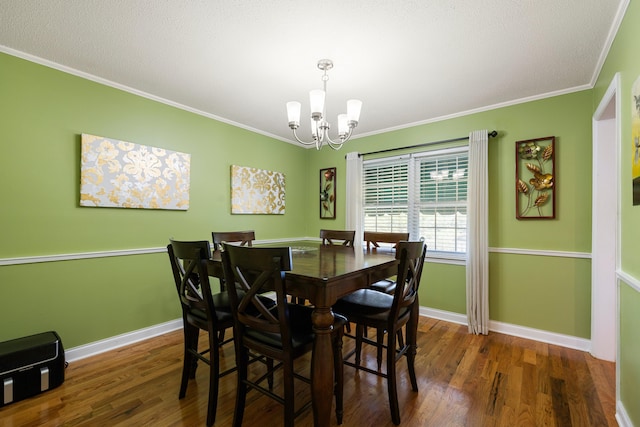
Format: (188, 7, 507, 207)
(363, 147, 468, 258)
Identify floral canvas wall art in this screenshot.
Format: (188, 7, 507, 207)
(231, 165, 285, 214)
(80, 134, 191, 210)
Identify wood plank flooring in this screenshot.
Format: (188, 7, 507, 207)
(0, 317, 617, 426)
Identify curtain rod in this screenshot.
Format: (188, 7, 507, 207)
(355, 130, 498, 158)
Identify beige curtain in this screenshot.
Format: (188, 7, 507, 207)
(466, 130, 489, 335)
(345, 152, 363, 247)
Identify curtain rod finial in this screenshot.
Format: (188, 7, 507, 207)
(488, 130, 498, 138)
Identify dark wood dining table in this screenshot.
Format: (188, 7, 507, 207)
(208, 241, 398, 427)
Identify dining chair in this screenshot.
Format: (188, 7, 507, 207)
(167, 239, 237, 427)
(221, 243, 346, 427)
(333, 241, 427, 425)
(363, 231, 410, 294)
(320, 229, 355, 247)
(212, 230, 256, 295)
(212, 230, 256, 252)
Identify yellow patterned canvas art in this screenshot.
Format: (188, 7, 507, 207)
(633, 76, 640, 205)
(231, 165, 285, 214)
(80, 134, 191, 210)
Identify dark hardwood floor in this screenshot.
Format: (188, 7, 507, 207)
(0, 317, 617, 426)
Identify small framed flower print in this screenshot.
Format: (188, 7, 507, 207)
(515, 136, 556, 219)
(320, 167, 336, 219)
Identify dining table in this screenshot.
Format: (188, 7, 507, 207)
(208, 240, 398, 427)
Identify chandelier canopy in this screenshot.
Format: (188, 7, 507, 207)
(286, 59, 362, 150)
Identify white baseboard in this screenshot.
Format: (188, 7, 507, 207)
(65, 319, 182, 363)
(616, 400, 633, 427)
(66, 307, 592, 364)
(419, 307, 591, 352)
(488, 319, 591, 352)
(419, 307, 468, 326)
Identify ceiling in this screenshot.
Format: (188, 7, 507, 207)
(0, 0, 625, 146)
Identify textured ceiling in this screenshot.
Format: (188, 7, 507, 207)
(0, 0, 626, 145)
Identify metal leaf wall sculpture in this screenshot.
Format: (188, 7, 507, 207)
(516, 136, 556, 219)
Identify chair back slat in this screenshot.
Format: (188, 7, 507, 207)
(320, 229, 355, 247)
(364, 231, 410, 251)
(235, 268, 281, 333)
(212, 230, 256, 251)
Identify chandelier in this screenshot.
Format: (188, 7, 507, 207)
(286, 59, 362, 150)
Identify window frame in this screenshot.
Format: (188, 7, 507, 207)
(362, 146, 469, 261)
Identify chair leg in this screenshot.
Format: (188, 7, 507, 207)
(397, 328, 404, 349)
(282, 357, 295, 427)
(405, 317, 419, 392)
(386, 329, 401, 425)
(179, 326, 197, 398)
(188, 328, 200, 379)
(355, 324, 365, 366)
(407, 341, 418, 392)
(376, 328, 385, 371)
(333, 328, 344, 425)
(206, 332, 222, 426)
(233, 347, 249, 427)
(267, 357, 274, 390)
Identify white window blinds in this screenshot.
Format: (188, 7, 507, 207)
(363, 157, 409, 233)
(363, 147, 469, 257)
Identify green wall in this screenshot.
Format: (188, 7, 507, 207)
(0, 52, 309, 347)
(0, 255, 174, 343)
(592, 0, 640, 424)
(304, 90, 594, 339)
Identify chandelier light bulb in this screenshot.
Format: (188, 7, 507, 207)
(338, 114, 348, 136)
(286, 101, 301, 127)
(309, 90, 325, 120)
(347, 99, 362, 125)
